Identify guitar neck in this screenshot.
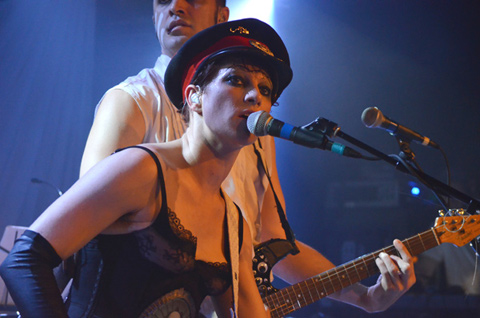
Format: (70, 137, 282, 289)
(263, 227, 440, 318)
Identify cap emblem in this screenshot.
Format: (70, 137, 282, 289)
(250, 40, 274, 57)
(229, 26, 250, 35)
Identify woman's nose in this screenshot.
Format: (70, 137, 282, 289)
(245, 88, 262, 107)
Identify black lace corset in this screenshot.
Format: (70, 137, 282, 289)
(67, 146, 243, 317)
(135, 205, 231, 296)
(120, 145, 240, 296)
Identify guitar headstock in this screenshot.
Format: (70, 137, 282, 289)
(433, 209, 480, 247)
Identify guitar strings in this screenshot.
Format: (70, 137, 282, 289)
(472, 239, 479, 289)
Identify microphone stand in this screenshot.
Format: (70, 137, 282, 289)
(31, 178, 63, 196)
(308, 117, 480, 213)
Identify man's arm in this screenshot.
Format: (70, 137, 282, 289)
(258, 137, 415, 312)
(80, 89, 146, 176)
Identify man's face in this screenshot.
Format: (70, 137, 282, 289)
(153, 0, 229, 58)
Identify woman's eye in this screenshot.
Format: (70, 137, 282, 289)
(226, 75, 243, 86)
(259, 86, 272, 97)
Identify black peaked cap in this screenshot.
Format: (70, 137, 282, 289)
(165, 18, 293, 109)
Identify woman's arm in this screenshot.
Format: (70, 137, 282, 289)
(0, 230, 67, 317)
(0, 147, 161, 317)
(258, 137, 415, 312)
(31, 147, 160, 259)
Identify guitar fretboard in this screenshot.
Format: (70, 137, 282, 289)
(263, 227, 440, 318)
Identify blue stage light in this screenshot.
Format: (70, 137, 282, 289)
(411, 186, 420, 196)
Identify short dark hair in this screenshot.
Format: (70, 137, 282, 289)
(179, 55, 275, 123)
(218, 0, 226, 7)
(193, 56, 276, 99)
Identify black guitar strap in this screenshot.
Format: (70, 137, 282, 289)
(252, 139, 299, 255)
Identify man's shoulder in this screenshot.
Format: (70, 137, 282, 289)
(111, 56, 169, 98)
(121, 67, 164, 91)
(109, 67, 169, 106)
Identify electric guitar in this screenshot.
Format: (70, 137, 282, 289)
(255, 211, 480, 318)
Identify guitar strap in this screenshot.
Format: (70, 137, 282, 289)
(219, 139, 298, 318)
(252, 139, 299, 255)
(222, 189, 239, 318)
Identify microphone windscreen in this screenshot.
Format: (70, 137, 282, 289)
(361, 107, 382, 128)
(247, 111, 271, 136)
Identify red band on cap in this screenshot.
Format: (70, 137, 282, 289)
(181, 36, 268, 101)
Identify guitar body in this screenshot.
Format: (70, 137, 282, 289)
(256, 212, 480, 318)
(138, 288, 196, 318)
(253, 239, 297, 297)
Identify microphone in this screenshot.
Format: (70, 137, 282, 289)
(361, 107, 439, 149)
(247, 111, 362, 158)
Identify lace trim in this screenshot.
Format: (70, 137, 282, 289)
(207, 261, 229, 270)
(167, 208, 198, 245)
(167, 208, 229, 270)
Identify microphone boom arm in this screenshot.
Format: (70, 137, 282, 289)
(331, 127, 480, 211)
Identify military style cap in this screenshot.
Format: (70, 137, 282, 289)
(165, 18, 293, 109)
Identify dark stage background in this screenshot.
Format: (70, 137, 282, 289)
(1, 1, 479, 317)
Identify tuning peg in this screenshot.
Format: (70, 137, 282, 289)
(439, 208, 467, 216)
(450, 208, 466, 216)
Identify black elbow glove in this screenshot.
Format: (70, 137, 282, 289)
(0, 230, 69, 318)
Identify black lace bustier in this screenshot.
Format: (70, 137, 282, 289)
(66, 146, 243, 318)
(134, 205, 232, 296)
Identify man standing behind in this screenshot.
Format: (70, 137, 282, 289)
(80, 0, 415, 314)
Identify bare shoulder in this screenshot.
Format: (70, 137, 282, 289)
(111, 145, 161, 174)
(143, 141, 186, 170)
